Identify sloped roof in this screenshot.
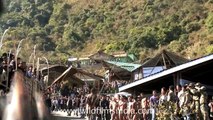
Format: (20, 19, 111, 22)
(142, 50, 189, 67)
(111, 51, 137, 62)
(89, 50, 115, 61)
(111, 51, 126, 56)
(47, 66, 104, 89)
(105, 61, 142, 72)
(50, 66, 79, 86)
(119, 53, 213, 92)
(40, 65, 67, 75)
(77, 69, 104, 81)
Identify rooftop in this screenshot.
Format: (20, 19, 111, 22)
(105, 61, 142, 72)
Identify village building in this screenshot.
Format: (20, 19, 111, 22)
(119, 52, 213, 95)
(67, 50, 138, 68)
(41, 50, 213, 96)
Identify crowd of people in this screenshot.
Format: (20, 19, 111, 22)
(0, 52, 52, 119)
(0, 53, 44, 92)
(45, 83, 89, 118)
(101, 81, 127, 94)
(45, 81, 213, 120)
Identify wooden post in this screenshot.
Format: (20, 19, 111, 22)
(173, 72, 181, 95)
(141, 67, 144, 78)
(162, 53, 167, 69)
(36, 58, 39, 81)
(133, 89, 136, 97)
(177, 72, 180, 85)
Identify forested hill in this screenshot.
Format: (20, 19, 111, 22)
(0, 0, 213, 63)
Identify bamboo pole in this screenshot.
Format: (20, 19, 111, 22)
(33, 45, 37, 73)
(42, 57, 49, 88)
(0, 27, 10, 51)
(15, 39, 24, 70)
(6, 49, 11, 90)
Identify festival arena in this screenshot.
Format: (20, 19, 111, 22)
(0, 49, 212, 120)
(0, 2, 213, 119)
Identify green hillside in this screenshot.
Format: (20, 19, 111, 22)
(0, 0, 213, 64)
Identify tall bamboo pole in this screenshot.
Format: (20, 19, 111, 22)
(15, 39, 24, 70)
(6, 49, 11, 90)
(33, 45, 37, 72)
(42, 57, 49, 88)
(0, 27, 10, 51)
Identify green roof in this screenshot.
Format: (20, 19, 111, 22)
(128, 54, 138, 61)
(106, 61, 142, 72)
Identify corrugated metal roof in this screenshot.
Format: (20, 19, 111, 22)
(106, 61, 142, 72)
(119, 53, 213, 92)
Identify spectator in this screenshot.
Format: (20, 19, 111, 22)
(100, 94, 110, 120)
(45, 95, 52, 113)
(52, 97, 58, 111)
(26, 66, 33, 78)
(86, 88, 99, 120)
(209, 97, 213, 119)
(159, 87, 167, 105)
(141, 94, 149, 120)
(66, 96, 72, 116)
(150, 90, 158, 120)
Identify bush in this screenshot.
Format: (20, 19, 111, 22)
(205, 12, 213, 32)
(185, 22, 201, 33)
(205, 45, 213, 54)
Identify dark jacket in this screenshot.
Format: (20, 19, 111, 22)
(100, 99, 109, 109)
(67, 99, 72, 109)
(45, 98, 52, 108)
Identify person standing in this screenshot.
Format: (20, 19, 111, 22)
(45, 94, 52, 113)
(100, 94, 110, 120)
(80, 95, 86, 118)
(66, 96, 72, 116)
(181, 85, 193, 120)
(189, 83, 201, 119)
(59, 96, 64, 111)
(150, 90, 159, 120)
(159, 87, 167, 105)
(52, 97, 58, 111)
(86, 88, 99, 120)
(178, 85, 186, 108)
(110, 96, 119, 120)
(167, 85, 178, 120)
(119, 95, 127, 120)
(176, 84, 182, 96)
(208, 96, 213, 119)
(135, 96, 142, 120)
(199, 86, 210, 120)
(167, 85, 177, 103)
(128, 96, 134, 120)
(158, 87, 170, 120)
(141, 96, 149, 120)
